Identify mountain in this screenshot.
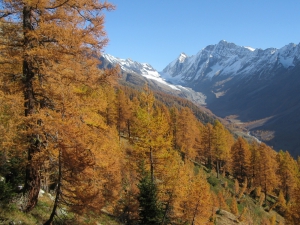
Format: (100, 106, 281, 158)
(162, 40, 299, 84)
(161, 40, 300, 157)
(101, 40, 300, 157)
(100, 54, 207, 106)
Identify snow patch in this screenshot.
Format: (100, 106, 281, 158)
(179, 53, 187, 63)
(279, 56, 294, 68)
(244, 46, 255, 51)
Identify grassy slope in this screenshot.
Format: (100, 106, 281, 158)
(0, 168, 285, 225)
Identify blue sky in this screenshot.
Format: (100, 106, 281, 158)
(103, 0, 300, 71)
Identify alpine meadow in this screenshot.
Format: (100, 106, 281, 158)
(0, 1, 300, 225)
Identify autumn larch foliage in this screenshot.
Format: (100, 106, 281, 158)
(2, 2, 300, 223)
(231, 137, 251, 181)
(0, 0, 121, 222)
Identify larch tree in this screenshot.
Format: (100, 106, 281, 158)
(201, 123, 214, 169)
(256, 143, 278, 203)
(169, 106, 179, 150)
(212, 120, 230, 178)
(103, 86, 118, 127)
(249, 141, 261, 188)
(116, 88, 133, 140)
(176, 107, 198, 161)
(231, 137, 251, 181)
(230, 197, 239, 216)
(131, 86, 172, 183)
(0, 0, 117, 213)
(172, 162, 212, 225)
(276, 150, 298, 201)
(286, 182, 300, 225)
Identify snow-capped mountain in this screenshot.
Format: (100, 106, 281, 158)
(160, 40, 300, 157)
(100, 54, 207, 105)
(103, 54, 160, 79)
(161, 40, 300, 84)
(102, 41, 300, 157)
(102, 53, 180, 90)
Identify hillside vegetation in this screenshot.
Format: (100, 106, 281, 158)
(0, 1, 300, 224)
(1, 83, 300, 224)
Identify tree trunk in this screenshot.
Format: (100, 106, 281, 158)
(162, 190, 173, 225)
(127, 120, 131, 139)
(216, 160, 220, 178)
(22, 5, 41, 212)
(44, 149, 62, 225)
(150, 147, 154, 183)
(191, 198, 200, 225)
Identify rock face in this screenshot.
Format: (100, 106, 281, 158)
(160, 40, 300, 157)
(162, 40, 300, 84)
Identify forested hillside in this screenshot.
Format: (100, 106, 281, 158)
(0, 1, 300, 225)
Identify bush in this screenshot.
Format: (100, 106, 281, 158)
(0, 181, 16, 203)
(207, 176, 219, 187)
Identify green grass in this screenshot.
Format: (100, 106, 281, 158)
(200, 166, 285, 225)
(0, 194, 120, 225)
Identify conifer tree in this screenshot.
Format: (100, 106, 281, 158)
(132, 86, 171, 183)
(231, 137, 251, 180)
(249, 141, 260, 188)
(238, 177, 248, 199)
(201, 123, 214, 169)
(176, 107, 198, 161)
(212, 120, 230, 178)
(217, 191, 229, 211)
(137, 164, 163, 225)
(234, 179, 240, 196)
(256, 143, 278, 203)
(116, 89, 133, 139)
(276, 150, 298, 201)
(286, 182, 300, 224)
(172, 162, 212, 224)
(169, 107, 179, 150)
(269, 215, 276, 225)
(0, 0, 116, 212)
(230, 197, 239, 216)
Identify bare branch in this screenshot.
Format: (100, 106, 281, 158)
(0, 11, 16, 18)
(45, 0, 70, 10)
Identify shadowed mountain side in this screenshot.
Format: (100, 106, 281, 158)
(207, 64, 300, 157)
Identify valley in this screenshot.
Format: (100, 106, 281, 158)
(102, 40, 300, 157)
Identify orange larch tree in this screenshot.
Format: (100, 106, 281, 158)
(172, 162, 212, 225)
(201, 123, 214, 169)
(0, 0, 117, 213)
(256, 143, 278, 203)
(176, 107, 198, 161)
(276, 150, 298, 201)
(231, 137, 251, 181)
(212, 120, 231, 178)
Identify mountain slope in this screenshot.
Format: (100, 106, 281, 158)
(161, 40, 299, 85)
(160, 41, 300, 157)
(100, 54, 207, 106)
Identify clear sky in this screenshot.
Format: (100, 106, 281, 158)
(103, 0, 300, 71)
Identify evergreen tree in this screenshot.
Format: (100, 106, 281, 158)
(137, 165, 163, 225)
